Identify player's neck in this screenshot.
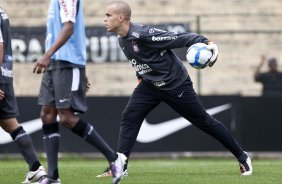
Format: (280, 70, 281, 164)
(117, 22, 131, 37)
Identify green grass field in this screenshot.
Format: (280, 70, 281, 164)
(1, 157, 282, 184)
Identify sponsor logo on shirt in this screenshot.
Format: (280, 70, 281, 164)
(152, 35, 177, 41)
(0, 66, 13, 77)
(153, 81, 166, 87)
(129, 59, 152, 75)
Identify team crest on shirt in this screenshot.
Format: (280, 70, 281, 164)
(132, 41, 140, 53)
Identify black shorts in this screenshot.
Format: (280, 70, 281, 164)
(0, 83, 19, 119)
(38, 67, 88, 113)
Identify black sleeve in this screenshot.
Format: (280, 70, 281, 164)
(139, 26, 209, 50)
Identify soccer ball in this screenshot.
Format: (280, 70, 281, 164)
(186, 43, 212, 69)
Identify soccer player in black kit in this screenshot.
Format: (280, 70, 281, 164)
(0, 7, 47, 183)
(97, 0, 253, 178)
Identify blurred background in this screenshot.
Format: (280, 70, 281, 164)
(1, 0, 282, 155)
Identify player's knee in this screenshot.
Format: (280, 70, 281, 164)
(40, 106, 57, 123)
(59, 117, 71, 129)
(58, 113, 77, 129)
(0, 118, 20, 133)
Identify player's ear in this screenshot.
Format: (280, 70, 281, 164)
(118, 14, 125, 22)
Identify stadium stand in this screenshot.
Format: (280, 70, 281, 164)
(1, 0, 282, 96)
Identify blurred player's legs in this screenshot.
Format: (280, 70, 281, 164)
(0, 120, 47, 183)
(0, 83, 46, 183)
(38, 68, 125, 182)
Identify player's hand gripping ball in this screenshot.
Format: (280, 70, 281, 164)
(186, 43, 217, 69)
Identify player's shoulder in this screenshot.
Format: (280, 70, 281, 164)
(131, 23, 151, 32)
(128, 23, 148, 39)
(130, 23, 167, 39)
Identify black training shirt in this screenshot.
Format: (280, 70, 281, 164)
(118, 23, 209, 90)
